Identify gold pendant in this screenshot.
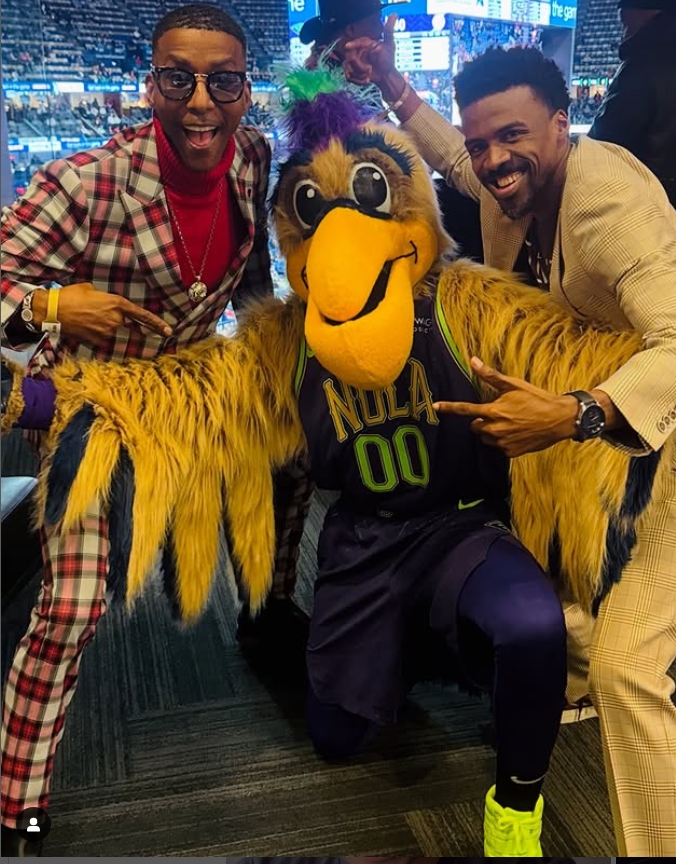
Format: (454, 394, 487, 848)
(188, 280, 207, 302)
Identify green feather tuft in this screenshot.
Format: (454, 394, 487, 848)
(272, 52, 383, 118)
(283, 68, 341, 103)
(276, 61, 346, 113)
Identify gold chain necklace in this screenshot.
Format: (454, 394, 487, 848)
(166, 177, 225, 302)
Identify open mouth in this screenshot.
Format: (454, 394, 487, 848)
(303, 242, 418, 327)
(183, 126, 218, 148)
(489, 168, 526, 197)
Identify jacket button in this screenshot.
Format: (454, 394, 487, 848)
(658, 421, 666, 433)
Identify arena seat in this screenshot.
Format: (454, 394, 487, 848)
(1, 476, 42, 608)
(1, 0, 287, 82)
(573, 0, 621, 78)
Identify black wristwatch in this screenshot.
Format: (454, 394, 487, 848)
(565, 389, 606, 441)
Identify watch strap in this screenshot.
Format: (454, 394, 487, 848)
(565, 389, 597, 409)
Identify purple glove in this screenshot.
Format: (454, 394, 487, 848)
(19, 376, 57, 430)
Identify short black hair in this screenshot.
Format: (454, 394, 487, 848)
(454, 46, 570, 114)
(152, 4, 247, 53)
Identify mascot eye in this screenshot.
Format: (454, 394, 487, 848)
(349, 162, 391, 214)
(293, 180, 325, 229)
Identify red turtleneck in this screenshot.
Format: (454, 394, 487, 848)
(155, 118, 244, 297)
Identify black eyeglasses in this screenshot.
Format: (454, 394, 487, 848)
(151, 66, 247, 104)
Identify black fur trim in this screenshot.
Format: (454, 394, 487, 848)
(107, 446, 135, 601)
(547, 529, 562, 584)
(45, 405, 96, 526)
(620, 451, 662, 519)
(161, 533, 182, 620)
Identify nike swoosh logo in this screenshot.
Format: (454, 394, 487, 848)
(458, 498, 484, 510)
(510, 773, 546, 785)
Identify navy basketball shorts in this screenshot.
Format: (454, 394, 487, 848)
(307, 500, 522, 725)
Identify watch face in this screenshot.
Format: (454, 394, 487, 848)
(581, 404, 606, 437)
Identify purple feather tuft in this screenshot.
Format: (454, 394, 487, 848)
(285, 91, 370, 152)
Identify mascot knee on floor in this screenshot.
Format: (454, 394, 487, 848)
(2, 68, 672, 627)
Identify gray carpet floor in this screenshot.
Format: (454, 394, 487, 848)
(2, 490, 623, 857)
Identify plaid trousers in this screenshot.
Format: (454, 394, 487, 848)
(565, 455, 676, 856)
(1, 460, 313, 828)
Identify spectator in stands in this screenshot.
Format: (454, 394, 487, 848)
(344, 33, 676, 857)
(0, 3, 310, 856)
(588, 0, 676, 207)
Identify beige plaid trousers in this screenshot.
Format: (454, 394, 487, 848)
(565, 453, 676, 856)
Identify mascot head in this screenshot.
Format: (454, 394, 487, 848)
(272, 67, 454, 389)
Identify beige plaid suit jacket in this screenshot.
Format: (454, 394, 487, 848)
(404, 101, 676, 453)
(404, 101, 676, 855)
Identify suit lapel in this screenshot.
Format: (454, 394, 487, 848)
(120, 126, 194, 320)
(227, 134, 256, 262)
(549, 140, 579, 306)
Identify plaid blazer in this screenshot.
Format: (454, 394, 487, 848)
(405, 102, 676, 453)
(1, 120, 273, 363)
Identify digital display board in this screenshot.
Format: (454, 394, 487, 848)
(395, 34, 450, 70)
(289, 0, 577, 31)
(289, 35, 312, 65)
(423, 0, 575, 25)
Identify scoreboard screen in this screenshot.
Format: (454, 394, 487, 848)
(427, 0, 511, 18)
(288, 0, 577, 29)
(426, 0, 566, 25)
(395, 34, 450, 70)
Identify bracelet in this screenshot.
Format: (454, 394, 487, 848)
(385, 82, 412, 113)
(41, 288, 61, 342)
(20, 291, 39, 333)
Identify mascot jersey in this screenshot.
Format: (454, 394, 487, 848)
(296, 290, 510, 515)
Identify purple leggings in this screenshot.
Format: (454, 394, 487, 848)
(307, 536, 567, 787)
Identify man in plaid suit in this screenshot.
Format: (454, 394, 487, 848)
(0, 4, 311, 855)
(345, 32, 676, 857)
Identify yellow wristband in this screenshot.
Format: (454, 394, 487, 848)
(46, 288, 59, 323)
(41, 288, 61, 341)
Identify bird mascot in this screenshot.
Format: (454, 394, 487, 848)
(2, 67, 673, 856)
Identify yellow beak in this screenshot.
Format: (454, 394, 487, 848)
(302, 207, 433, 389)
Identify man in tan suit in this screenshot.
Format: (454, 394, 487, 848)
(344, 26, 676, 857)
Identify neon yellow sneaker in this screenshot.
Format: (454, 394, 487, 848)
(484, 784, 544, 857)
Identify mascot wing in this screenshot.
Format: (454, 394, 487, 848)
(438, 259, 673, 611)
(34, 296, 305, 621)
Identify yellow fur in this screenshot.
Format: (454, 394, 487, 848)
(1, 358, 27, 436)
(36, 296, 306, 620)
(18, 119, 671, 621)
(20, 257, 671, 616)
(438, 259, 674, 607)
